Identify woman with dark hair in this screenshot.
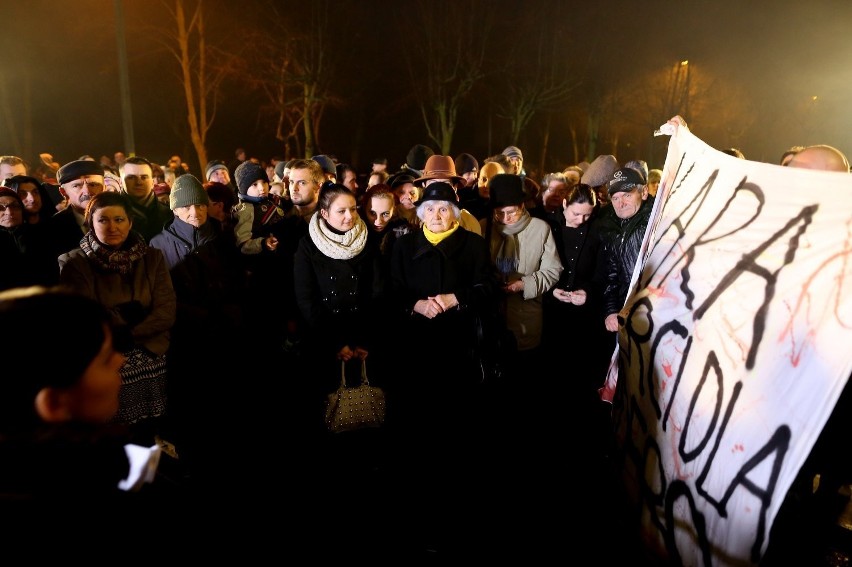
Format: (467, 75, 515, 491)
(543, 183, 613, 455)
(360, 183, 410, 287)
(293, 182, 380, 429)
(58, 191, 176, 441)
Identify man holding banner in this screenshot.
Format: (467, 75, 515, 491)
(607, 117, 852, 566)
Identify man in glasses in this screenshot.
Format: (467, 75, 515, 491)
(45, 159, 106, 256)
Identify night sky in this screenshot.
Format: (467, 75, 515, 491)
(2, 0, 851, 176)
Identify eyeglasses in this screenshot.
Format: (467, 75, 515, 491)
(0, 203, 22, 212)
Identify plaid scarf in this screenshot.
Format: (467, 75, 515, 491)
(79, 230, 148, 275)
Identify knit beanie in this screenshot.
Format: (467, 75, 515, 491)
(205, 160, 228, 181)
(169, 174, 209, 210)
(502, 146, 523, 162)
(454, 153, 479, 175)
(310, 155, 336, 177)
(406, 144, 434, 171)
(234, 161, 268, 195)
(273, 161, 288, 181)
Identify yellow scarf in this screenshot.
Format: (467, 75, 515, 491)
(423, 222, 460, 245)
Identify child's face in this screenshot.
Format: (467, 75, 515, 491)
(247, 180, 269, 197)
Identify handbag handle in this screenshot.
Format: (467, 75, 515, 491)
(339, 359, 370, 388)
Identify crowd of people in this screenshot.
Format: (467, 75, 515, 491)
(0, 122, 850, 559)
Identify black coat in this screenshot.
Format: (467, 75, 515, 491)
(0, 223, 58, 290)
(293, 231, 380, 363)
(390, 227, 497, 373)
(45, 206, 86, 258)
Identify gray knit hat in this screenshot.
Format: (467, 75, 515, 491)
(234, 161, 268, 195)
(310, 155, 336, 177)
(170, 174, 209, 210)
(205, 160, 228, 181)
(502, 146, 523, 162)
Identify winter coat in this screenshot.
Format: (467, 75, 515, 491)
(293, 231, 379, 360)
(0, 223, 58, 290)
(485, 215, 562, 351)
(149, 216, 245, 327)
(601, 200, 653, 317)
(391, 227, 497, 368)
(58, 246, 176, 356)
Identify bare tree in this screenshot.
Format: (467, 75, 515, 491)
(158, 0, 241, 173)
(399, 0, 490, 155)
(497, 4, 580, 151)
(246, 0, 341, 159)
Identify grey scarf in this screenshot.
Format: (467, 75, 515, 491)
(493, 210, 532, 278)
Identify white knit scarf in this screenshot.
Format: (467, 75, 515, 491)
(308, 211, 368, 260)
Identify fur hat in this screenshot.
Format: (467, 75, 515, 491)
(169, 174, 208, 210)
(415, 155, 463, 185)
(488, 174, 526, 208)
(310, 155, 336, 177)
(608, 167, 646, 195)
(502, 146, 523, 162)
(406, 144, 434, 171)
(57, 160, 105, 185)
(454, 153, 479, 175)
(205, 160, 228, 181)
(581, 155, 620, 188)
(414, 181, 457, 206)
(234, 161, 268, 195)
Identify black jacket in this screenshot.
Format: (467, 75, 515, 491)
(602, 200, 653, 316)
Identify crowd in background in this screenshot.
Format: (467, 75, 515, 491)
(0, 131, 850, 559)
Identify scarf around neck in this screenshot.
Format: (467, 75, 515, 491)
(79, 230, 148, 275)
(423, 221, 460, 245)
(308, 211, 368, 260)
(493, 210, 532, 277)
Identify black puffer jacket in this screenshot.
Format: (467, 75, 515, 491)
(602, 200, 653, 317)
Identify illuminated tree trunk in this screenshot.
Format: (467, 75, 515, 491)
(175, 0, 208, 173)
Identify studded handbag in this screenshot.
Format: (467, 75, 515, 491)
(325, 359, 386, 433)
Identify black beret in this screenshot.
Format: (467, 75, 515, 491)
(57, 160, 105, 185)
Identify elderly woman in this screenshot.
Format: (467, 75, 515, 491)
(390, 184, 496, 455)
(58, 191, 176, 439)
(482, 173, 562, 371)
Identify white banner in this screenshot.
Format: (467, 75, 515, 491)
(604, 125, 852, 566)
